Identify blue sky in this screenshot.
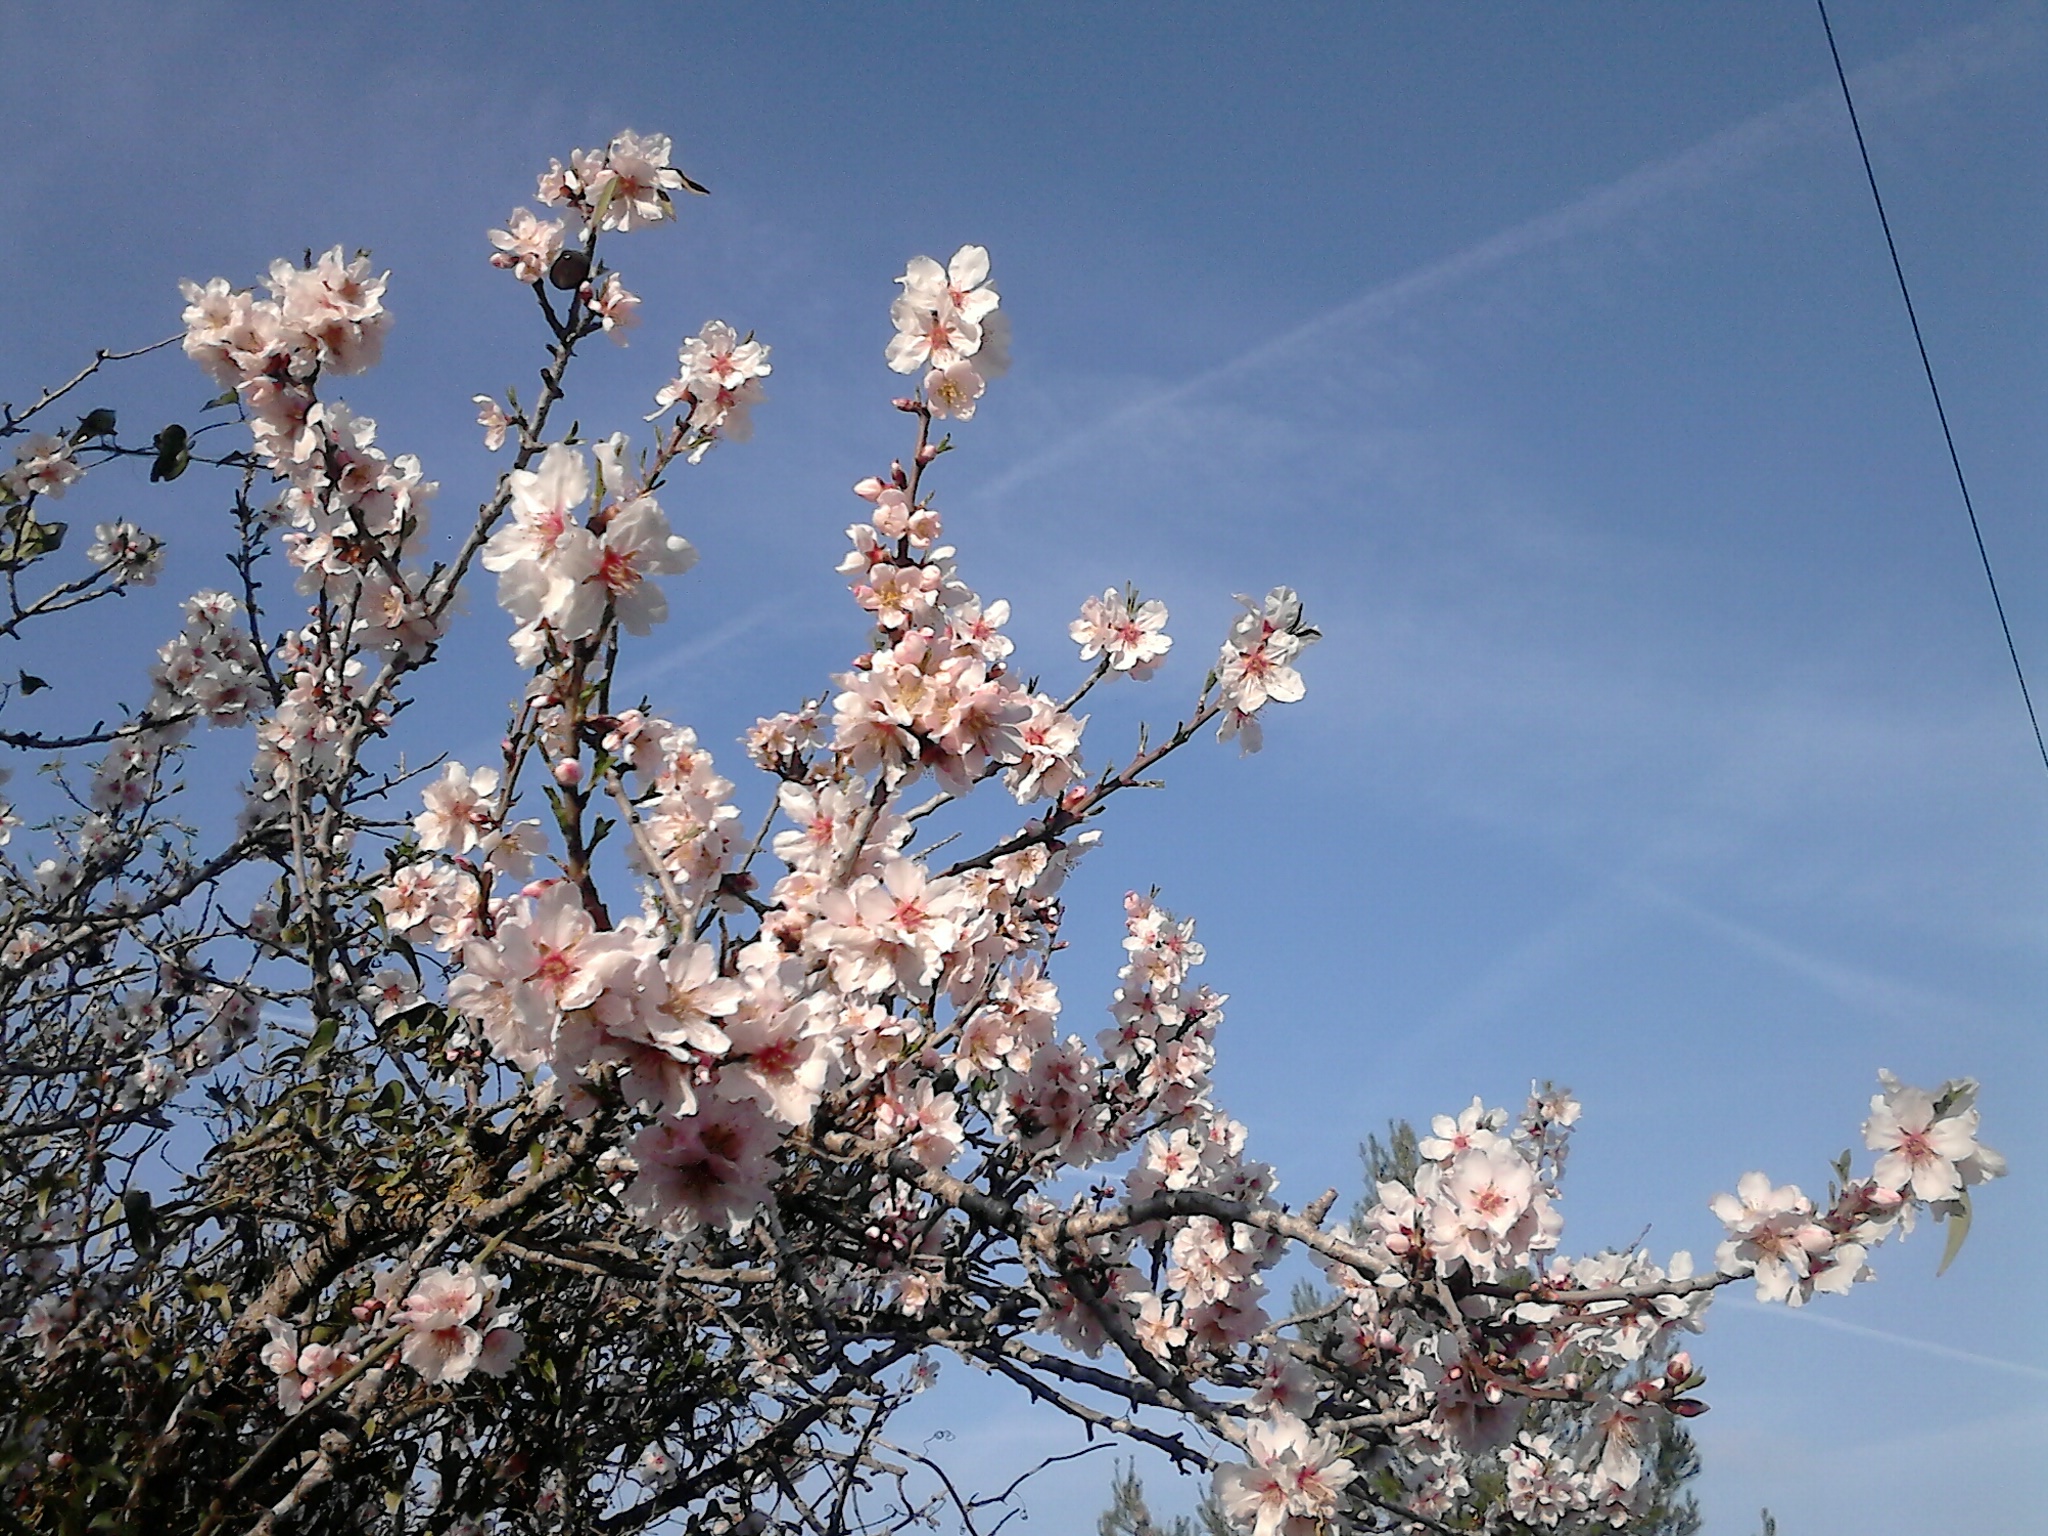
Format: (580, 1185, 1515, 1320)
(4, 2, 2045, 1528)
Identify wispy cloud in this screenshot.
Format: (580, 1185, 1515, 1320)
(1621, 874, 1980, 1027)
(970, 3, 2041, 508)
(618, 598, 802, 694)
(1416, 857, 1983, 1047)
(1726, 1294, 2048, 1381)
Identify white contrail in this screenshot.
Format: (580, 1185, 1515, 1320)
(970, 3, 2040, 506)
(1727, 1295, 2048, 1382)
(1618, 873, 1977, 1028)
(622, 597, 797, 693)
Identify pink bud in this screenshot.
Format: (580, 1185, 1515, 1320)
(553, 758, 582, 786)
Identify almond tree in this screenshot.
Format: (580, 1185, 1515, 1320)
(0, 132, 2005, 1536)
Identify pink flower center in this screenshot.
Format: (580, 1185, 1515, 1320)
(533, 949, 575, 990)
(597, 545, 641, 594)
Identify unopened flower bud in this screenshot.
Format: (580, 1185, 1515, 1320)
(553, 758, 582, 786)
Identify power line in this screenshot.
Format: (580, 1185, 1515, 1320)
(1815, 0, 2048, 782)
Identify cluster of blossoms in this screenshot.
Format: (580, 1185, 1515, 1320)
(479, 438, 696, 666)
(2, 130, 2005, 1536)
(650, 320, 771, 458)
(1214, 1410, 1358, 1536)
(1072, 588, 1173, 680)
(1212, 587, 1318, 753)
(485, 130, 702, 363)
(886, 245, 1006, 419)
(147, 591, 264, 729)
(260, 1261, 520, 1410)
(2, 434, 83, 502)
(403, 202, 2013, 1533)
(1708, 1070, 2004, 1306)
(182, 247, 392, 390)
(391, 1263, 522, 1384)
(69, 589, 266, 823)
(84, 520, 163, 585)
(535, 129, 701, 234)
(828, 467, 1087, 799)
(179, 245, 443, 805)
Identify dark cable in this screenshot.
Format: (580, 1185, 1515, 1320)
(1816, 0, 2048, 780)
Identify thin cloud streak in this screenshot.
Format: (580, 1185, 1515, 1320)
(1621, 875, 1982, 1028)
(1418, 855, 1982, 1045)
(969, 3, 2041, 507)
(620, 598, 805, 693)
(1727, 1295, 2048, 1382)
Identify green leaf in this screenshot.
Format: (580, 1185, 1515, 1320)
(1936, 1189, 1973, 1277)
(205, 390, 240, 410)
(17, 672, 48, 696)
(150, 423, 190, 483)
(383, 1000, 442, 1035)
(73, 407, 117, 441)
(301, 1015, 342, 1073)
(0, 514, 66, 569)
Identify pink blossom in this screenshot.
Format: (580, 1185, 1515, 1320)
(487, 208, 566, 284)
(586, 271, 641, 344)
(544, 496, 696, 639)
(1071, 589, 1172, 678)
(85, 521, 163, 584)
(474, 395, 511, 451)
(395, 1264, 520, 1384)
(414, 762, 500, 855)
(1710, 1172, 1838, 1305)
(1863, 1071, 2005, 1204)
(923, 360, 985, 419)
(624, 1095, 782, 1238)
(1212, 1410, 1358, 1536)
